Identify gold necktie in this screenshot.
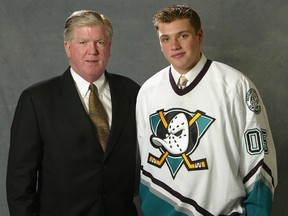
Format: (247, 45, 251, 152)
(177, 75, 188, 89)
(89, 83, 109, 151)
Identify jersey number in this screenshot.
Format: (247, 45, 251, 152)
(245, 128, 268, 155)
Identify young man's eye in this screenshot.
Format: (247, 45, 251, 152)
(160, 37, 169, 43)
(179, 34, 188, 39)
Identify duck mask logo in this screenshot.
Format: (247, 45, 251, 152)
(148, 108, 215, 178)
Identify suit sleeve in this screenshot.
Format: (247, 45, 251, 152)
(238, 87, 277, 216)
(7, 90, 42, 216)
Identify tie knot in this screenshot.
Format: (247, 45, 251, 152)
(89, 83, 98, 94)
(177, 75, 188, 89)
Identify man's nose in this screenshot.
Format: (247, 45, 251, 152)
(88, 42, 98, 55)
(171, 38, 181, 50)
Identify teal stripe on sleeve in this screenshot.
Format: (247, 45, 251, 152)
(241, 179, 272, 216)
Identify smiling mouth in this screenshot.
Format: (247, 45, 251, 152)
(86, 60, 99, 63)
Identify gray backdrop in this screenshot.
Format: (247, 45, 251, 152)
(1, 0, 287, 215)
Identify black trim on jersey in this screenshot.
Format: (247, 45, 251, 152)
(220, 213, 240, 216)
(141, 166, 214, 216)
(170, 59, 212, 96)
(243, 159, 275, 187)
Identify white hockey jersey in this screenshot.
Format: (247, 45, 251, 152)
(136, 54, 277, 216)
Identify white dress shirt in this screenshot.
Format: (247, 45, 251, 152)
(70, 68, 112, 128)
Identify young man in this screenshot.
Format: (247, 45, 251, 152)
(7, 10, 139, 215)
(136, 5, 277, 215)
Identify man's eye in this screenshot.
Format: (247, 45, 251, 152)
(79, 41, 86, 45)
(160, 38, 169, 43)
(179, 34, 188, 39)
(97, 40, 105, 46)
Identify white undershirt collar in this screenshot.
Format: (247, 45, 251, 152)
(171, 53, 207, 85)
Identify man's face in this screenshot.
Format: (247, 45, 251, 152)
(64, 25, 111, 82)
(158, 19, 203, 74)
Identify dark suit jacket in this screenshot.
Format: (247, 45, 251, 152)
(7, 68, 140, 216)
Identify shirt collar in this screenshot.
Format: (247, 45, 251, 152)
(70, 67, 107, 98)
(171, 53, 207, 83)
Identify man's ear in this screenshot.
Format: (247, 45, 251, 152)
(64, 41, 71, 58)
(197, 29, 204, 43)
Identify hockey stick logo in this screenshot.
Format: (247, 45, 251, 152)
(148, 108, 214, 178)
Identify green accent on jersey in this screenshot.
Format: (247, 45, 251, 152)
(241, 179, 272, 216)
(167, 156, 184, 175)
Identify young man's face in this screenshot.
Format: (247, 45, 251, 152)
(157, 19, 203, 74)
(64, 25, 111, 82)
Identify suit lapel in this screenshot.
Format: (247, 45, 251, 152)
(105, 73, 131, 156)
(57, 69, 132, 154)
(59, 69, 102, 151)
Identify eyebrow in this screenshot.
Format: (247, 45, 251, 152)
(160, 31, 189, 38)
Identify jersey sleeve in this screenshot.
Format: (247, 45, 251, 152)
(136, 87, 149, 159)
(236, 83, 277, 215)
